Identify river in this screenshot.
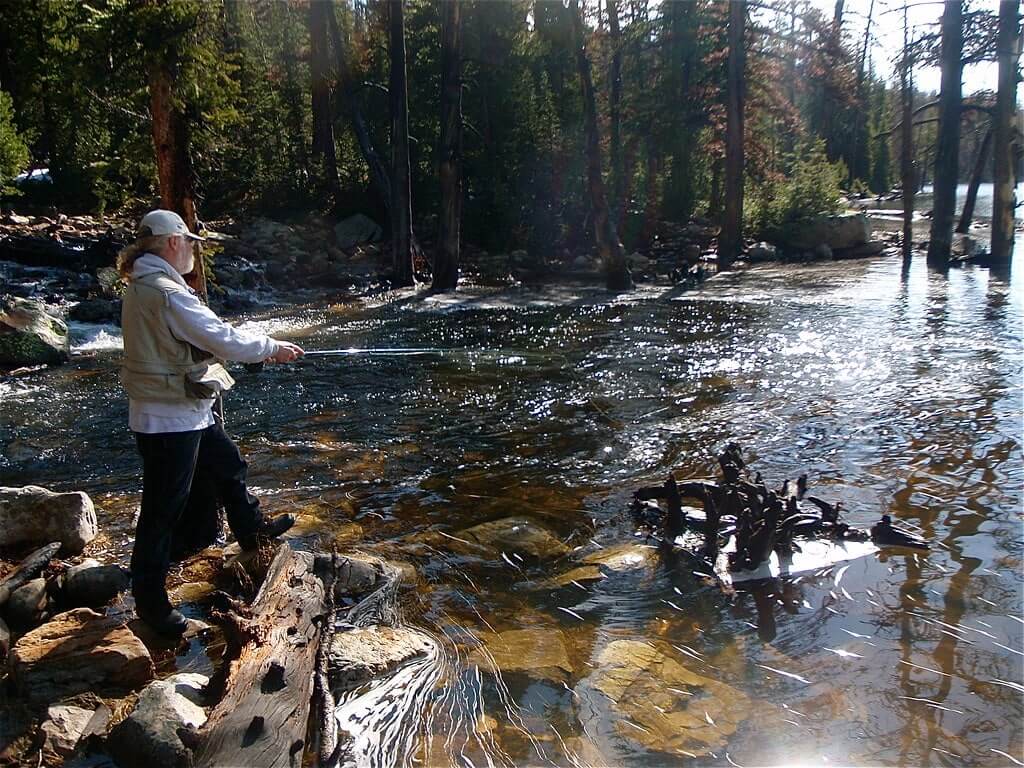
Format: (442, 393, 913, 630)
(1, 254, 1021, 766)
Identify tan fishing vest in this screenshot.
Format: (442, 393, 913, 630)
(120, 269, 234, 403)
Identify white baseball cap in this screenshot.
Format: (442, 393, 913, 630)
(138, 209, 205, 241)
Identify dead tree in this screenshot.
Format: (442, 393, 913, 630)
(433, 0, 462, 293)
(388, 0, 416, 287)
(719, 0, 746, 268)
(991, 0, 1021, 264)
(900, 8, 916, 267)
(956, 126, 993, 234)
(310, 0, 341, 201)
(926, 0, 964, 269)
(571, 0, 633, 291)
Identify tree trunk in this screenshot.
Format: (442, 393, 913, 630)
(991, 0, 1021, 264)
(719, 0, 746, 268)
(388, 0, 415, 287)
(608, 0, 623, 218)
(571, 0, 633, 291)
(433, 0, 462, 292)
(956, 127, 993, 234)
(641, 140, 660, 246)
(900, 8, 915, 267)
(196, 545, 329, 767)
(310, 0, 341, 201)
(926, 0, 964, 269)
(147, 60, 204, 297)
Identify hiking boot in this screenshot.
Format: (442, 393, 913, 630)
(138, 607, 189, 636)
(239, 513, 296, 551)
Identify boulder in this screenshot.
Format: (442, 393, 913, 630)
(62, 560, 130, 608)
(329, 626, 436, 691)
(67, 298, 121, 324)
(0, 485, 97, 553)
(10, 608, 154, 704)
(833, 239, 886, 260)
(39, 704, 94, 757)
(813, 243, 833, 260)
(626, 252, 650, 269)
(777, 213, 871, 251)
(681, 244, 703, 263)
(107, 673, 209, 768)
(334, 214, 383, 250)
(0, 296, 70, 366)
(6, 578, 48, 628)
(746, 242, 777, 263)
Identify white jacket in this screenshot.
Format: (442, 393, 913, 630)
(126, 254, 278, 433)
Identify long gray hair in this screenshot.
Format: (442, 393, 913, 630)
(116, 226, 170, 280)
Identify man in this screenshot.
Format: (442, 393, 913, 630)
(118, 209, 304, 635)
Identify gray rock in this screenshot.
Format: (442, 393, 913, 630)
(746, 242, 777, 263)
(682, 244, 703, 263)
(834, 240, 886, 260)
(778, 213, 871, 251)
(813, 243, 833, 260)
(107, 673, 209, 768)
(67, 298, 121, 324)
(7, 578, 48, 628)
(63, 561, 129, 608)
(334, 214, 383, 250)
(0, 485, 97, 553)
(329, 626, 436, 691)
(0, 296, 70, 366)
(40, 704, 94, 757)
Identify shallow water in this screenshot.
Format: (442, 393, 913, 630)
(2, 256, 1022, 766)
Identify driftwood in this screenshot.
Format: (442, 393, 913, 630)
(313, 552, 339, 768)
(196, 544, 329, 768)
(0, 542, 61, 606)
(632, 443, 928, 573)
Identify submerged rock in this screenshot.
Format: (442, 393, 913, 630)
(533, 544, 657, 590)
(10, 608, 154, 704)
(0, 295, 70, 366)
(468, 628, 574, 681)
(0, 485, 97, 553)
(459, 517, 570, 560)
(575, 639, 751, 758)
(329, 626, 436, 691)
(107, 672, 209, 767)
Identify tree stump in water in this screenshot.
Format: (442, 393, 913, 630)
(195, 544, 329, 768)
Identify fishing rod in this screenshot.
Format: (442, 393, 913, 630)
(243, 347, 445, 373)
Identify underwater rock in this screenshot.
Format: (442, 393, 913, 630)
(468, 628, 574, 681)
(0, 485, 97, 553)
(459, 517, 570, 560)
(576, 639, 751, 757)
(329, 626, 436, 691)
(0, 295, 70, 366)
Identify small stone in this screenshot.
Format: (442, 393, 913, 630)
(63, 561, 130, 608)
(40, 705, 94, 757)
(7, 578, 48, 628)
(107, 673, 210, 768)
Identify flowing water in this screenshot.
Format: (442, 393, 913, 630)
(1, 255, 1022, 766)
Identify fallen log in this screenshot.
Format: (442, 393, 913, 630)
(195, 544, 329, 768)
(0, 541, 61, 606)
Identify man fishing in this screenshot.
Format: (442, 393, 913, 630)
(117, 209, 304, 635)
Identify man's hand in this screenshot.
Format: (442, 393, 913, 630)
(268, 340, 304, 363)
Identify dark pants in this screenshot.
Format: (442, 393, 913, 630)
(131, 422, 264, 616)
